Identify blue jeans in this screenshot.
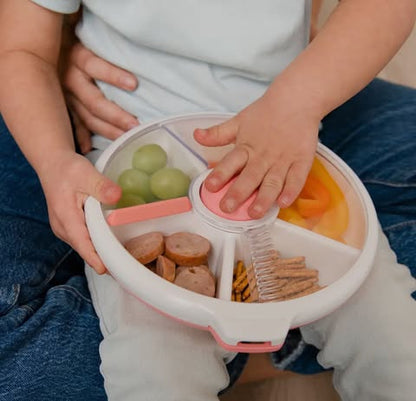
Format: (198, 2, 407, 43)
(0, 121, 106, 400)
(1, 79, 415, 398)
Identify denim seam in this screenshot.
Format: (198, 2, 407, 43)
(20, 303, 35, 314)
(269, 339, 307, 370)
(32, 248, 75, 292)
(0, 284, 20, 315)
(362, 179, 416, 188)
(383, 220, 416, 232)
(48, 285, 94, 305)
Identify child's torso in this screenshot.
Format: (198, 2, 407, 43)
(78, 0, 311, 121)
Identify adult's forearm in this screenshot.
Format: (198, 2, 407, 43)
(0, 51, 74, 176)
(268, 0, 416, 119)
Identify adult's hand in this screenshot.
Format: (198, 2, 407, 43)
(62, 42, 140, 153)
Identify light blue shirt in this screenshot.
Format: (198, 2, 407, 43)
(33, 0, 311, 122)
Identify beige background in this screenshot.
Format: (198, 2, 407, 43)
(221, 1, 415, 400)
(320, 0, 416, 87)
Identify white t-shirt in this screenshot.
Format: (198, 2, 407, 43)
(33, 0, 311, 122)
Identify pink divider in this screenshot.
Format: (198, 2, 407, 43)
(106, 197, 192, 226)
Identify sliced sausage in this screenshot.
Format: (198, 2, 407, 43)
(124, 231, 164, 264)
(156, 255, 176, 282)
(174, 265, 216, 297)
(165, 232, 211, 266)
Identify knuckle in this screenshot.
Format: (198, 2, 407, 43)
(227, 186, 246, 202)
(83, 55, 99, 76)
(89, 96, 105, 116)
(94, 175, 108, 196)
(262, 174, 283, 191)
(83, 114, 96, 130)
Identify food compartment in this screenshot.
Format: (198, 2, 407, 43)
(102, 125, 207, 210)
(162, 114, 234, 167)
(278, 152, 366, 249)
(271, 221, 360, 285)
(110, 211, 236, 299)
(228, 221, 360, 303)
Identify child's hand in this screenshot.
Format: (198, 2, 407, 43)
(194, 91, 321, 219)
(39, 152, 122, 274)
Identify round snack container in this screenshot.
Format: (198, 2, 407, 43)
(85, 113, 379, 353)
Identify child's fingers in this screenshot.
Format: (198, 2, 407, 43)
(64, 211, 107, 274)
(247, 163, 290, 218)
(219, 157, 270, 213)
(70, 228, 107, 274)
(204, 146, 248, 192)
(70, 110, 92, 154)
(82, 164, 122, 205)
(67, 93, 127, 141)
(277, 160, 312, 208)
(69, 42, 138, 91)
(50, 203, 107, 274)
(193, 117, 239, 146)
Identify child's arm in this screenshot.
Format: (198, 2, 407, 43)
(0, 0, 121, 273)
(195, 0, 416, 218)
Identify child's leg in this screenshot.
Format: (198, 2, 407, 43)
(299, 78, 416, 400)
(85, 269, 236, 401)
(270, 78, 416, 377)
(301, 227, 416, 400)
(0, 116, 106, 400)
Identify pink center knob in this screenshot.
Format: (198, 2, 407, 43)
(200, 177, 257, 221)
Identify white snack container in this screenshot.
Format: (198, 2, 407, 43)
(85, 113, 378, 353)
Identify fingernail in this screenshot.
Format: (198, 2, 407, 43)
(127, 120, 139, 130)
(121, 76, 137, 90)
(206, 176, 219, 189)
(251, 204, 263, 216)
(195, 128, 207, 136)
(278, 195, 291, 208)
(104, 185, 121, 202)
(223, 198, 236, 212)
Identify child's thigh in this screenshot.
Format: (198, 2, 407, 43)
(319, 79, 416, 276)
(301, 227, 416, 400)
(86, 269, 234, 401)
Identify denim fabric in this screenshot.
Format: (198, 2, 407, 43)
(0, 119, 106, 400)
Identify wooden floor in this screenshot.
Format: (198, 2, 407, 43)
(220, 372, 340, 401)
(219, 354, 340, 401)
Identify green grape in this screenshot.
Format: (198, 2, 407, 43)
(117, 168, 154, 202)
(116, 192, 146, 208)
(132, 144, 168, 174)
(150, 168, 190, 199)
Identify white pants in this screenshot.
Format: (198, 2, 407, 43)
(86, 227, 416, 401)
